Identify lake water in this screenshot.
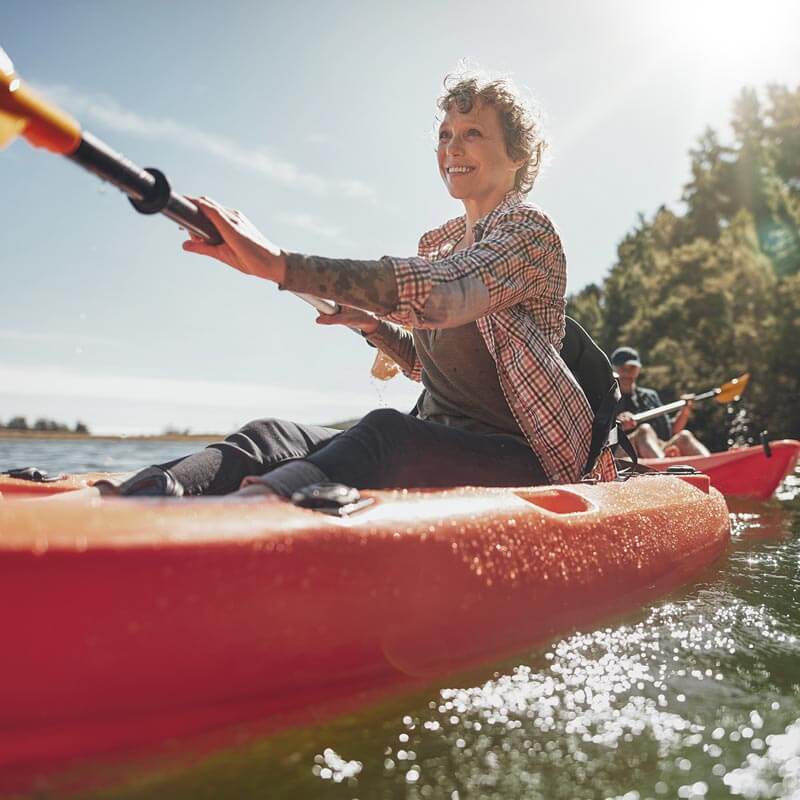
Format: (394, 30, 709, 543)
(2, 437, 799, 800)
(0, 436, 217, 476)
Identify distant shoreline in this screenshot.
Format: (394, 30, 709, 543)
(0, 431, 221, 442)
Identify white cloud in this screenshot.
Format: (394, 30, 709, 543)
(0, 364, 365, 409)
(35, 83, 377, 203)
(276, 212, 344, 240)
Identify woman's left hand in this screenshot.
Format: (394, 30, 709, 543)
(182, 196, 286, 284)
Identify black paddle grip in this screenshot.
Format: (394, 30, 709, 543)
(68, 131, 222, 244)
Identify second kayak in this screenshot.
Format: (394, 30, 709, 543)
(642, 439, 800, 500)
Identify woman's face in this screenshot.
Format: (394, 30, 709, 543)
(437, 99, 521, 203)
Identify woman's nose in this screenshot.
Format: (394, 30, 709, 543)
(447, 135, 464, 154)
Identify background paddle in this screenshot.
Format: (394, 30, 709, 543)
(630, 373, 750, 424)
(0, 46, 337, 317)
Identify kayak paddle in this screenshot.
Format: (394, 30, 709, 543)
(630, 373, 751, 424)
(0, 46, 337, 317)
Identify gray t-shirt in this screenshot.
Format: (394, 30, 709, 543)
(414, 322, 524, 439)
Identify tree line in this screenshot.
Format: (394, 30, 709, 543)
(0, 416, 90, 434)
(568, 84, 800, 450)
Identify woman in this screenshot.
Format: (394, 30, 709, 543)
(104, 72, 616, 499)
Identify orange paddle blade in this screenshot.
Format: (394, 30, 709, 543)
(715, 373, 750, 404)
(0, 46, 81, 154)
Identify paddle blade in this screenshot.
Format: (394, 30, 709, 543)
(0, 108, 25, 149)
(0, 49, 25, 149)
(715, 372, 750, 404)
(0, 46, 82, 154)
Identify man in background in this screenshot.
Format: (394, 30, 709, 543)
(612, 346, 709, 458)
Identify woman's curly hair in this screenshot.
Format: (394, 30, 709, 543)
(437, 71, 547, 195)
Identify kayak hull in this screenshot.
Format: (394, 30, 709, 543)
(643, 439, 800, 500)
(0, 474, 729, 791)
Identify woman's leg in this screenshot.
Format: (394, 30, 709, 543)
(299, 408, 546, 490)
(115, 418, 341, 496)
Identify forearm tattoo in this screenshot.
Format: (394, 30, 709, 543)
(282, 253, 399, 315)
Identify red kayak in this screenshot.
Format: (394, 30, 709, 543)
(0, 472, 728, 792)
(643, 439, 800, 500)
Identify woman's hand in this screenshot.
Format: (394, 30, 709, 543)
(182, 196, 286, 284)
(315, 305, 379, 335)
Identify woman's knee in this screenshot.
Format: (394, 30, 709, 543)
(221, 417, 296, 463)
(356, 408, 410, 436)
(342, 408, 413, 461)
(229, 417, 288, 443)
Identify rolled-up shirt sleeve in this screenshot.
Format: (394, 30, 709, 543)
(384, 209, 565, 329)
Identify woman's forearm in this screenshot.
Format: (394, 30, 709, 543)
(281, 253, 398, 315)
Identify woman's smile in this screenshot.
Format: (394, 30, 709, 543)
(437, 99, 521, 216)
(445, 164, 477, 178)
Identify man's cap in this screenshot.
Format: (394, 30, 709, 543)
(610, 346, 642, 367)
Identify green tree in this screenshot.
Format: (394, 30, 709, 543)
(566, 283, 604, 340)
(567, 82, 800, 446)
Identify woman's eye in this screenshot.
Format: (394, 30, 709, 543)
(438, 130, 450, 141)
(467, 128, 482, 137)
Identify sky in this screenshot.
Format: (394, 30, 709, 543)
(1, 0, 798, 435)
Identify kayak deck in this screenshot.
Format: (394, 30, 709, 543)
(642, 439, 800, 500)
(0, 474, 729, 792)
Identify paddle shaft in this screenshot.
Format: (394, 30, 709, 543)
(631, 387, 718, 424)
(3, 49, 334, 317)
(67, 132, 338, 316)
(69, 132, 216, 239)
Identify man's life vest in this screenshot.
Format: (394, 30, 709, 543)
(560, 317, 635, 475)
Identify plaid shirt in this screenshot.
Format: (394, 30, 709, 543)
(383, 190, 616, 484)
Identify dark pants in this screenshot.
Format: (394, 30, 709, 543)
(158, 409, 548, 497)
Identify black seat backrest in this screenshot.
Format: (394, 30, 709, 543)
(560, 317, 623, 475)
(561, 317, 615, 414)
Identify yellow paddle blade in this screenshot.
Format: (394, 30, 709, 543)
(0, 46, 81, 154)
(0, 48, 25, 149)
(715, 372, 750, 404)
(0, 107, 25, 149)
